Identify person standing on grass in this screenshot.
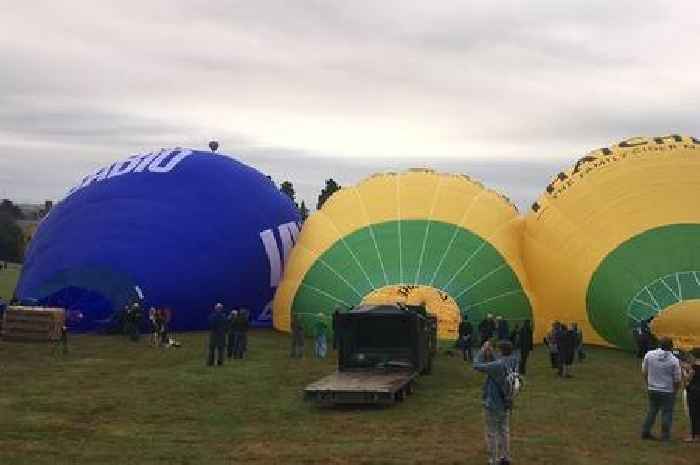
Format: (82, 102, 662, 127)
(290, 314, 305, 358)
(148, 307, 158, 346)
(314, 313, 328, 359)
(682, 351, 700, 443)
(228, 308, 249, 359)
(641, 337, 682, 441)
(572, 322, 585, 362)
(457, 315, 474, 362)
(226, 309, 239, 358)
(207, 303, 228, 366)
(126, 302, 142, 341)
(544, 322, 561, 370)
(0, 295, 6, 331)
(496, 316, 509, 342)
(332, 308, 341, 351)
(236, 309, 250, 359)
(518, 320, 533, 375)
(557, 324, 575, 378)
(473, 339, 518, 465)
(479, 313, 496, 345)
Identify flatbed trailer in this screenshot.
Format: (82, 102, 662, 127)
(304, 368, 418, 405)
(304, 304, 436, 406)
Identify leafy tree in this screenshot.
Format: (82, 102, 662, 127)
(280, 181, 296, 204)
(0, 214, 24, 262)
(317, 178, 341, 210)
(299, 201, 309, 222)
(0, 199, 24, 220)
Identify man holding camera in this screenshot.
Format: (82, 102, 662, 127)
(473, 339, 519, 465)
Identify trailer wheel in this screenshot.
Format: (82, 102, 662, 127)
(395, 389, 405, 402)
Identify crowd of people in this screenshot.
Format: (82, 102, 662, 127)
(641, 338, 700, 443)
(289, 311, 330, 359)
(456, 313, 534, 375)
(468, 317, 700, 465)
(543, 321, 584, 378)
(12, 295, 695, 464)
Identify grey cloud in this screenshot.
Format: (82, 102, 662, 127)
(1, 1, 698, 208)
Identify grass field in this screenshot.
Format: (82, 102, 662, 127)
(0, 262, 20, 299)
(0, 331, 697, 465)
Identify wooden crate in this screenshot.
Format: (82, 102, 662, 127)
(1, 306, 66, 342)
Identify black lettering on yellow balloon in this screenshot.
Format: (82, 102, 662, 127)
(573, 155, 597, 173)
(619, 137, 648, 148)
(653, 135, 683, 144)
(531, 202, 541, 212)
(601, 147, 613, 156)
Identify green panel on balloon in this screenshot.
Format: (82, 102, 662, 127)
(586, 224, 700, 350)
(292, 219, 533, 334)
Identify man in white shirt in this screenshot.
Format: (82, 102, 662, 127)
(641, 337, 682, 441)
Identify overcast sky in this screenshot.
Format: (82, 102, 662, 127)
(1, 1, 698, 211)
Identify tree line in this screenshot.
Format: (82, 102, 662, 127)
(0, 200, 26, 262)
(278, 178, 341, 222)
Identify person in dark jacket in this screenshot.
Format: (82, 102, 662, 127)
(509, 324, 520, 346)
(518, 320, 534, 375)
(236, 309, 250, 358)
(496, 316, 510, 341)
(228, 309, 248, 359)
(635, 318, 654, 359)
(290, 314, 305, 358)
(479, 313, 496, 345)
(557, 324, 576, 377)
(684, 352, 700, 442)
(544, 322, 560, 369)
(457, 316, 474, 361)
(572, 322, 585, 362)
(226, 309, 239, 359)
(125, 302, 142, 342)
(208, 303, 228, 366)
(332, 308, 341, 350)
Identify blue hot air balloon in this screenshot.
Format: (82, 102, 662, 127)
(16, 148, 300, 331)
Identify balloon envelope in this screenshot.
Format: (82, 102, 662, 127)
(16, 148, 300, 331)
(273, 169, 534, 339)
(524, 135, 700, 350)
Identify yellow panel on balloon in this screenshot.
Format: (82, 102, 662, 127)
(651, 300, 700, 351)
(362, 285, 461, 340)
(525, 135, 700, 350)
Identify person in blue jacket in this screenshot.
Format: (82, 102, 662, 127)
(473, 339, 519, 465)
(207, 303, 228, 366)
(0, 296, 6, 332)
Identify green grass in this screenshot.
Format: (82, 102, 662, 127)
(0, 262, 20, 300)
(0, 332, 696, 465)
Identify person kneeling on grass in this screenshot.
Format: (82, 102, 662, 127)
(474, 339, 519, 465)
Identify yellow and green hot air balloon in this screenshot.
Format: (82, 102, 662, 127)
(274, 169, 534, 340)
(524, 135, 700, 350)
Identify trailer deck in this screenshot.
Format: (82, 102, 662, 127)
(304, 369, 417, 405)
